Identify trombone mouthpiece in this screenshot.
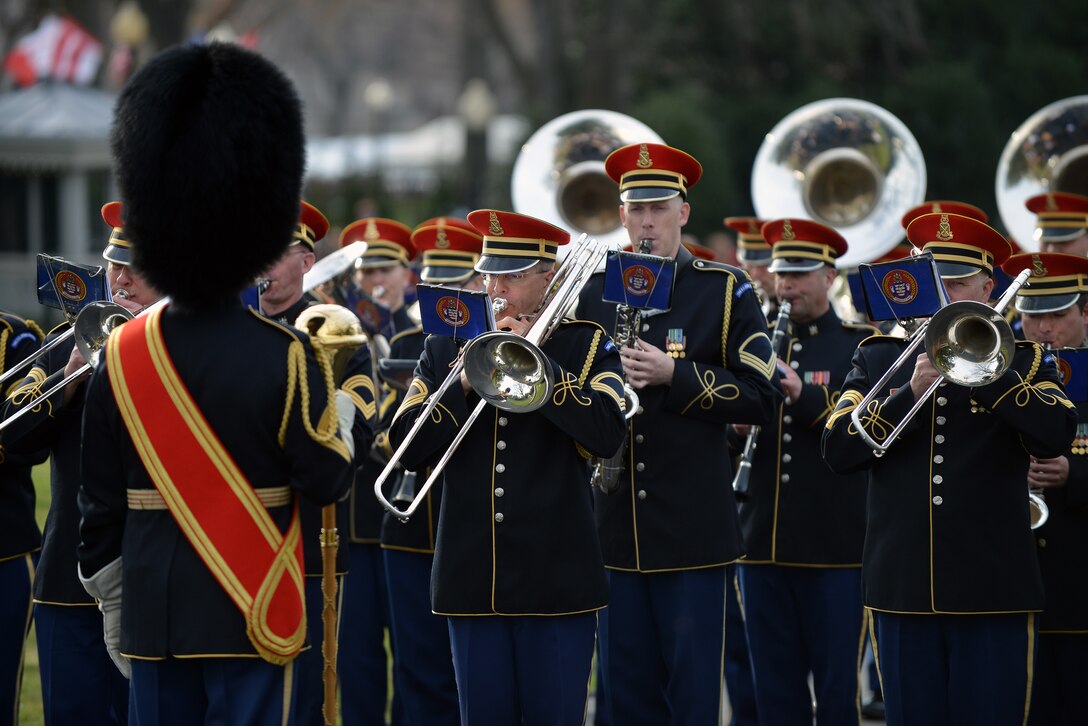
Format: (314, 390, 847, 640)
(372, 285, 386, 299)
(114, 289, 130, 300)
(638, 239, 653, 253)
(492, 297, 508, 314)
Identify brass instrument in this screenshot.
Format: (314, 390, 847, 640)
(0, 299, 168, 434)
(374, 234, 608, 521)
(732, 300, 793, 500)
(751, 99, 927, 269)
(511, 110, 663, 251)
(587, 239, 651, 494)
(996, 95, 1088, 251)
(850, 269, 1032, 456)
(293, 304, 369, 726)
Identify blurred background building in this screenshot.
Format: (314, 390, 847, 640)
(1, 0, 1086, 317)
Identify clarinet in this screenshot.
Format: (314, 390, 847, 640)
(589, 239, 652, 494)
(731, 299, 792, 501)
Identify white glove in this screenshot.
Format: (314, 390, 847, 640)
(335, 389, 356, 460)
(79, 558, 130, 679)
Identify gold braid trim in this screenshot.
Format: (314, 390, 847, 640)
(681, 365, 740, 415)
(808, 386, 837, 428)
(277, 340, 349, 461)
(342, 373, 377, 421)
(6, 367, 49, 414)
(0, 327, 8, 378)
(721, 275, 735, 366)
(590, 371, 626, 411)
(578, 329, 602, 386)
(826, 390, 861, 429)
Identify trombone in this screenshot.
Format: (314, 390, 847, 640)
(0, 298, 168, 434)
(849, 268, 1032, 456)
(374, 234, 608, 521)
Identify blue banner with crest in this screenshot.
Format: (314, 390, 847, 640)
(602, 250, 676, 311)
(416, 283, 495, 342)
(36, 254, 110, 318)
(856, 253, 947, 323)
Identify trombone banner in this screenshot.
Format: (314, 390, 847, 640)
(415, 284, 495, 342)
(602, 250, 676, 311)
(856, 253, 946, 323)
(36, 254, 110, 317)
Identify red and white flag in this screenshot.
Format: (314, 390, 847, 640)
(3, 14, 104, 87)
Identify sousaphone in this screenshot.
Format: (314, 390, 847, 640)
(996, 95, 1088, 251)
(511, 109, 664, 251)
(751, 98, 927, 269)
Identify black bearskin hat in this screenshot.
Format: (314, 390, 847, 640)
(110, 42, 305, 310)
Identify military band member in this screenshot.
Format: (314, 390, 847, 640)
(75, 43, 355, 725)
(389, 209, 626, 725)
(732, 219, 875, 725)
(726, 216, 776, 320)
(1, 202, 157, 725)
(0, 310, 44, 726)
(822, 213, 1078, 726)
(577, 143, 779, 725)
(337, 217, 416, 725)
(1027, 192, 1088, 257)
(379, 216, 482, 726)
(258, 201, 377, 726)
(1002, 251, 1088, 725)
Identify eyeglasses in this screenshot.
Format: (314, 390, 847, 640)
(481, 270, 549, 285)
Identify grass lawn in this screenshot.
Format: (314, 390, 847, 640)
(17, 462, 49, 726)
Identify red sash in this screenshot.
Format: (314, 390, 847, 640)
(107, 306, 306, 664)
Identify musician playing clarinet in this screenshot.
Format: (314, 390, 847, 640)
(576, 143, 779, 725)
(731, 219, 876, 725)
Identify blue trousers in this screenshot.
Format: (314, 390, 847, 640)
(339, 542, 399, 726)
(601, 567, 727, 726)
(35, 602, 128, 725)
(738, 565, 864, 725)
(0, 555, 33, 726)
(592, 608, 611, 726)
(294, 576, 344, 726)
(448, 612, 596, 726)
(870, 609, 1037, 726)
(383, 549, 459, 726)
(723, 563, 758, 726)
(1027, 632, 1088, 726)
(128, 657, 295, 726)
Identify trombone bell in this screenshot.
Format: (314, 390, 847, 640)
(924, 301, 1015, 387)
(462, 331, 554, 412)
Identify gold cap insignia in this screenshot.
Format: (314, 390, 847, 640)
(636, 144, 653, 169)
(936, 214, 953, 241)
(1031, 254, 1049, 277)
(435, 220, 450, 249)
(365, 219, 380, 242)
(930, 202, 943, 213)
(489, 211, 504, 236)
(1046, 193, 1059, 211)
(782, 219, 796, 241)
(747, 219, 759, 234)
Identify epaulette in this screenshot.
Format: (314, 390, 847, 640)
(691, 258, 742, 276)
(559, 317, 609, 336)
(842, 320, 880, 334)
(388, 326, 423, 346)
(248, 307, 303, 343)
(858, 333, 905, 347)
(47, 321, 70, 337)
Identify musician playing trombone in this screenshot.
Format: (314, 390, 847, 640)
(388, 209, 626, 725)
(0, 201, 161, 725)
(1002, 250, 1088, 725)
(731, 219, 876, 725)
(822, 213, 1077, 726)
(576, 143, 779, 725)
